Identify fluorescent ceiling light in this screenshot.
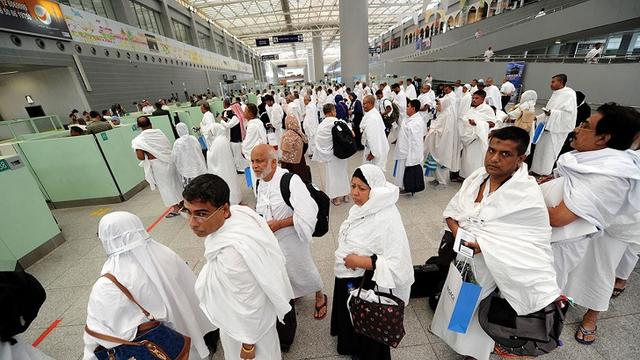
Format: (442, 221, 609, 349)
(0, 71, 18, 75)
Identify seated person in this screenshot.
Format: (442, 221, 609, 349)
(70, 125, 85, 137)
(85, 111, 112, 134)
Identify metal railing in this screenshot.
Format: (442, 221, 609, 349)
(388, 0, 587, 63)
(401, 54, 640, 64)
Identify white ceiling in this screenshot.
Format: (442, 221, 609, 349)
(188, 0, 433, 66)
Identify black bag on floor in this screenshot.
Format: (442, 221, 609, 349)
(410, 257, 441, 299)
(403, 164, 425, 194)
(426, 231, 457, 310)
(478, 289, 568, 357)
(276, 300, 297, 352)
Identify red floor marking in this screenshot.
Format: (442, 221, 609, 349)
(146, 207, 173, 232)
(32, 318, 62, 347)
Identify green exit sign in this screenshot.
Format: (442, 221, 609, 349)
(0, 159, 9, 172)
(101, 133, 108, 141)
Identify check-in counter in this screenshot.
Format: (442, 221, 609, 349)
(15, 115, 176, 208)
(0, 154, 64, 270)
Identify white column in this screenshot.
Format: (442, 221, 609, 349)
(339, 0, 368, 85)
(312, 31, 324, 82)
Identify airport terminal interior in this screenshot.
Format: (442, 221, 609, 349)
(1, 0, 639, 359)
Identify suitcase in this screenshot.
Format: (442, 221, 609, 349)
(403, 164, 425, 194)
(410, 256, 441, 298)
(276, 300, 297, 352)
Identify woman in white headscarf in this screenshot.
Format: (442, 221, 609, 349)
(83, 212, 217, 360)
(507, 90, 537, 133)
(206, 123, 242, 205)
(172, 123, 207, 186)
(330, 164, 414, 359)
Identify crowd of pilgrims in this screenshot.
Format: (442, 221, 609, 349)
(3, 74, 639, 360)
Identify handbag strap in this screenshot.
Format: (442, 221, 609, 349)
(84, 324, 143, 346)
(101, 273, 155, 321)
(355, 270, 394, 302)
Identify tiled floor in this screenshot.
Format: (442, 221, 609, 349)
(23, 150, 640, 360)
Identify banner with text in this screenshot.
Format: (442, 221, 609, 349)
(504, 61, 526, 102)
(0, 0, 72, 41)
(60, 5, 251, 73)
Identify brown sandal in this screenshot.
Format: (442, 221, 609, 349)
(314, 294, 328, 320)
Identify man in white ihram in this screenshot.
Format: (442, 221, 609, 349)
(394, 100, 426, 191)
(242, 103, 267, 189)
(424, 84, 460, 187)
(459, 90, 497, 178)
(417, 83, 436, 128)
(404, 78, 417, 100)
(184, 174, 294, 360)
(530, 74, 577, 176)
(252, 144, 328, 320)
(483, 77, 502, 109)
(433, 126, 560, 360)
(360, 95, 389, 171)
(303, 95, 318, 157)
(131, 116, 183, 217)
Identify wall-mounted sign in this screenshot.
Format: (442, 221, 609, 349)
(277, 64, 288, 68)
(255, 38, 270, 47)
(0, 0, 72, 41)
(272, 34, 303, 44)
(261, 54, 279, 61)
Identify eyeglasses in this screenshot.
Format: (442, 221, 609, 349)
(576, 121, 595, 131)
(180, 206, 223, 223)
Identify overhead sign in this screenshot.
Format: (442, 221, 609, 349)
(368, 47, 381, 55)
(261, 54, 279, 61)
(272, 34, 303, 44)
(0, 0, 72, 41)
(255, 38, 270, 47)
(277, 64, 288, 68)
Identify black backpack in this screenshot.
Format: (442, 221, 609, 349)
(331, 120, 357, 159)
(257, 173, 330, 237)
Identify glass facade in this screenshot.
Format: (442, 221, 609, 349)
(172, 20, 192, 45)
(128, 1, 164, 36)
(61, 0, 116, 19)
(197, 32, 213, 52)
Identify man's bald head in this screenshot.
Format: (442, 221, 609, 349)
(251, 144, 278, 181)
(363, 95, 376, 112)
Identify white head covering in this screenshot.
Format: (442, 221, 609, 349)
(347, 164, 399, 221)
(464, 84, 472, 90)
(206, 123, 242, 204)
(84, 212, 214, 359)
(519, 90, 537, 111)
(172, 123, 207, 179)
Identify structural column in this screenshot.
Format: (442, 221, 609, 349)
(312, 31, 324, 82)
(158, 0, 176, 39)
(189, 11, 200, 47)
(307, 49, 315, 83)
(110, 0, 137, 26)
(209, 23, 219, 53)
(339, 0, 368, 84)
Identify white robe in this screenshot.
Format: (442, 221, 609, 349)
(405, 84, 417, 100)
(313, 116, 351, 198)
(1, 337, 53, 360)
(207, 123, 242, 205)
(435, 165, 559, 360)
(360, 108, 390, 171)
(132, 129, 184, 207)
(393, 90, 407, 122)
(418, 91, 436, 128)
(335, 164, 414, 303)
(303, 102, 319, 156)
(393, 113, 426, 186)
(531, 87, 577, 175)
(256, 168, 323, 298)
(383, 85, 392, 100)
(195, 206, 294, 360)
(459, 103, 495, 178)
(484, 85, 502, 109)
(425, 92, 461, 171)
(200, 111, 216, 147)
(172, 123, 207, 182)
(242, 118, 268, 160)
(84, 212, 215, 360)
(550, 149, 640, 310)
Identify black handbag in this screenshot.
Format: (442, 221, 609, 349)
(348, 276, 406, 348)
(478, 289, 568, 357)
(85, 273, 191, 360)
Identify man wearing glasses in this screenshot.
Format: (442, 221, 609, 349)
(183, 174, 294, 360)
(544, 103, 640, 346)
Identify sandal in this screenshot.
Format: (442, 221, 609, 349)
(314, 294, 328, 320)
(493, 344, 534, 359)
(575, 325, 597, 345)
(611, 287, 626, 298)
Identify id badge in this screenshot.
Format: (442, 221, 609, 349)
(454, 228, 476, 259)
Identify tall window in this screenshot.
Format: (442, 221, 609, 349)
(172, 20, 192, 45)
(61, 0, 116, 19)
(198, 32, 213, 52)
(128, 1, 164, 36)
